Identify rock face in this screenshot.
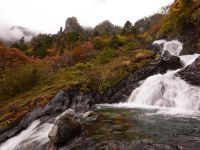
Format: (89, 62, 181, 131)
(48, 114, 81, 145)
(0, 55, 182, 144)
(64, 17, 82, 33)
(0, 90, 93, 144)
(94, 20, 115, 35)
(178, 32, 200, 55)
(177, 56, 200, 86)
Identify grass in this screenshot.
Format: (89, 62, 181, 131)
(0, 48, 157, 129)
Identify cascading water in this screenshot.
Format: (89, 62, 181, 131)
(0, 120, 53, 150)
(128, 40, 200, 111)
(1, 40, 200, 150)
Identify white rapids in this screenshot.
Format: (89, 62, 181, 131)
(128, 40, 200, 111)
(0, 120, 53, 150)
(1, 40, 200, 150)
(99, 40, 200, 115)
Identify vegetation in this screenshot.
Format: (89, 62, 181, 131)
(0, 5, 173, 129)
(157, 0, 200, 38)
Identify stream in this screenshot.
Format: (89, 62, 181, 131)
(1, 40, 200, 150)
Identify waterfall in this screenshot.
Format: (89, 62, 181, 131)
(0, 120, 53, 150)
(128, 40, 200, 111)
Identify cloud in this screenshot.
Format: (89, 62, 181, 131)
(0, 0, 174, 34)
(95, 0, 107, 3)
(0, 25, 36, 43)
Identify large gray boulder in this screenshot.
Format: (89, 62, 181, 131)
(48, 114, 81, 145)
(177, 56, 200, 86)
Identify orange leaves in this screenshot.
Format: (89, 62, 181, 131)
(0, 44, 30, 71)
(71, 41, 95, 62)
(47, 48, 60, 56)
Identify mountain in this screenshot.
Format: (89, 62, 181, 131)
(0, 25, 36, 44)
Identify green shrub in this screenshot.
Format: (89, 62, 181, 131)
(75, 62, 93, 70)
(157, 21, 172, 38)
(0, 65, 43, 100)
(99, 80, 114, 92)
(109, 35, 121, 48)
(93, 38, 105, 50)
(94, 49, 117, 64)
(125, 41, 141, 52)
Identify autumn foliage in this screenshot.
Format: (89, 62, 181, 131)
(0, 42, 30, 71)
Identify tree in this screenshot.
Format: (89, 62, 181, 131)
(0, 46, 30, 71)
(66, 32, 79, 50)
(31, 34, 53, 58)
(11, 37, 28, 52)
(109, 35, 120, 48)
(122, 21, 137, 35)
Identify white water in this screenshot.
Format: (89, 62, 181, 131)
(99, 40, 200, 115)
(1, 40, 200, 150)
(0, 120, 53, 150)
(127, 40, 200, 112)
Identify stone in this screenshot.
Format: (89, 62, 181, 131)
(176, 56, 200, 86)
(55, 109, 75, 121)
(82, 111, 95, 119)
(48, 114, 81, 145)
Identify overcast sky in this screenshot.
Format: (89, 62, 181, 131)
(0, 0, 174, 34)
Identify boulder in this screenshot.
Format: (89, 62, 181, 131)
(162, 50, 171, 57)
(48, 114, 81, 145)
(176, 56, 200, 86)
(55, 109, 75, 121)
(82, 111, 95, 119)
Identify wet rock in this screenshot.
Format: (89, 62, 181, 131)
(162, 50, 171, 57)
(48, 114, 81, 145)
(56, 109, 75, 121)
(152, 43, 164, 55)
(82, 111, 94, 118)
(177, 56, 200, 86)
(82, 111, 97, 121)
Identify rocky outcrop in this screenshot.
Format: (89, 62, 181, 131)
(64, 17, 82, 33)
(177, 56, 200, 86)
(94, 20, 115, 35)
(0, 55, 182, 144)
(0, 90, 93, 143)
(48, 114, 81, 145)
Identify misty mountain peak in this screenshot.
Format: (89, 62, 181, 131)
(94, 20, 115, 35)
(64, 17, 83, 33)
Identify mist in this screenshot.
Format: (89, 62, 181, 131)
(0, 25, 37, 43)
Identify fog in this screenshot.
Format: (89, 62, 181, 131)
(0, 0, 174, 34)
(0, 25, 36, 43)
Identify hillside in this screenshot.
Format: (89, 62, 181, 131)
(0, 17, 158, 130)
(157, 0, 200, 54)
(2, 1, 200, 149)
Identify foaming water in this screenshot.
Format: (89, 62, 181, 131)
(0, 120, 53, 150)
(101, 40, 200, 117)
(153, 40, 183, 56)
